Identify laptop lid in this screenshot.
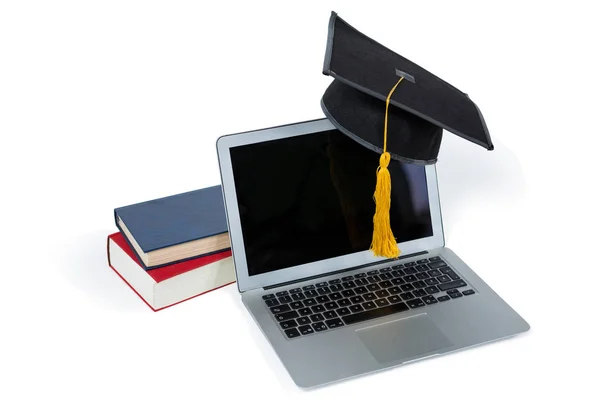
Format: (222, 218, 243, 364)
(217, 119, 444, 293)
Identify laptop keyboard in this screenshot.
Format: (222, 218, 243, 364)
(262, 256, 476, 339)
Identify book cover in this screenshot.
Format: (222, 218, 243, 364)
(114, 185, 230, 269)
(107, 232, 235, 311)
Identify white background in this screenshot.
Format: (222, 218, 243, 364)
(1, 1, 599, 398)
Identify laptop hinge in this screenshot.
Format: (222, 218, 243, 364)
(263, 250, 429, 291)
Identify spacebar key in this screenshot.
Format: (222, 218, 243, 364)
(341, 303, 410, 325)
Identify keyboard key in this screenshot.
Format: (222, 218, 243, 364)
(262, 294, 275, 300)
(317, 287, 331, 295)
(289, 288, 302, 294)
(404, 267, 417, 274)
(355, 286, 368, 294)
(312, 304, 325, 313)
(429, 260, 447, 269)
(375, 298, 390, 307)
(404, 274, 417, 282)
(407, 298, 425, 308)
(416, 272, 429, 280)
(328, 279, 341, 285)
(363, 293, 377, 301)
(391, 264, 402, 270)
(463, 289, 475, 296)
(349, 304, 364, 313)
(336, 307, 351, 316)
(448, 272, 461, 280)
(315, 296, 329, 304)
(413, 289, 427, 297)
(305, 290, 318, 298)
(440, 267, 453, 275)
(388, 295, 402, 304)
(325, 318, 344, 329)
(290, 301, 303, 309)
(400, 292, 415, 301)
(350, 296, 364, 304)
(302, 285, 315, 291)
(276, 291, 288, 297)
(355, 278, 369, 286)
(354, 272, 367, 278)
(342, 281, 356, 289)
(264, 298, 279, 307)
(298, 308, 312, 316)
(422, 295, 438, 305)
(316, 282, 328, 288)
(279, 295, 292, 303)
(425, 278, 439, 286)
(330, 284, 343, 292)
(447, 289, 459, 294)
(291, 293, 306, 301)
(342, 303, 410, 325)
(429, 256, 441, 261)
(428, 270, 442, 277)
(285, 328, 300, 338)
(338, 298, 351, 307)
(417, 259, 429, 264)
(449, 291, 463, 299)
(342, 289, 355, 297)
(280, 320, 298, 329)
(367, 276, 381, 283)
(438, 275, 451, 283)
(391, 277, 405, 285)
(303, 298, 318, 307)
(392, 270, 405, 277)
(375, 289, 389, 298)
(310, 313, 324, 322)
(404, 262, 416, 267)
(367, 270, 379, 276)
(438, 280, 467, 292)
(425, 286, 440, 294)
(367, 283, 380, 291)
(312, 322, 328, 332)
(379, 280, 393, 288)
(329, 292, 343, 301)
(437, 295, 451, 302)
(363, 301, 377, 310)
(342, 276, 354, 282)
(380, 267, 391, 273)
(297, 316, 311, 326)
(416, 265, 430, 272)
(413, 281, 427, 289)
(388, 286, 401, 295)
(270, 304, 291, 314)
(275, 311, 299, 322)
(400, 283, 414, 291)
(323, 311, 337, 319)
(299, 325, 314, 335)
(380, 272, 393, 280)
(325, 302, 338, 310)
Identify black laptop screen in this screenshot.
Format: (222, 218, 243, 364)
(229, 129, 433, 277)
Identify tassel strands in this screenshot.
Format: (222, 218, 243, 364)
(370, 76, 404, 258)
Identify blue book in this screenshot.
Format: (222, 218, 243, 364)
(114, 185, 230, 270)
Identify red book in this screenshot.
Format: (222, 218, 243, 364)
(107, 232, 235, 311)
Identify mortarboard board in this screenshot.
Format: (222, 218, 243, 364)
(321, 11, 494, 258)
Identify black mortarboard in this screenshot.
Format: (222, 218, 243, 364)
(320, 11, 494, 258)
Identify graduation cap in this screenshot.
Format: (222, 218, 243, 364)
(321, 11, 493, 258)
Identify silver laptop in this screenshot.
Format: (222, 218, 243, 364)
(217, 118, 529, 388)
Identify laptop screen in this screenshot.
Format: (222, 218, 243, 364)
(230, 129, 433, 277)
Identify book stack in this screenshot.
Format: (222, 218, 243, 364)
(107, 185, 235, 311)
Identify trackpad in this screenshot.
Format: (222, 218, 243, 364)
(356, 315, 452, 364)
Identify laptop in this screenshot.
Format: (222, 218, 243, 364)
(216, 118, 529, 388)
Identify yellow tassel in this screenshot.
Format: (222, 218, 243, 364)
(370, 76, 404, 258)
(370, 152, 399, 258)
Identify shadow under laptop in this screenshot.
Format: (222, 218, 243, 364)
(435, 135, 526, 237)
(62, 230, 148, 312)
